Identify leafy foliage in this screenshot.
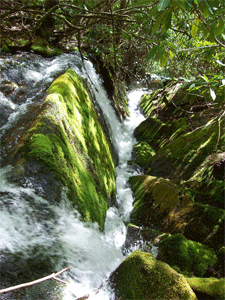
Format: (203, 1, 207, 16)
(1, 0, 224, 97)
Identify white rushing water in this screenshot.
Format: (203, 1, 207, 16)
(0, 52, 147, 300)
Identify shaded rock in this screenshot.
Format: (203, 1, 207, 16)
(134, 117, 172, 151)
(135, 115, 224, 182)
(122, 224, 165, 256)
(184, 152, 225, 209)
(186, 277, 225, 300)
(129, 175, 225, 250)
(133, 81, 225, 209)
(204, 246, 225, 279)
(156, 234, 217, 277)
(109, 250, 197, 300)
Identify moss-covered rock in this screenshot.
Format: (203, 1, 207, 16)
(183, 152, 225, 208)
(1, 38, 63, 57)
(139, 81, 186, 119)
(3, 69, 116, 230)
(134, 117, 172, 151)
(187, 277, 225, 300)
(204, 246, 225, 279)
(129, 175, 225, 250)
(134, 114, 224, 183)
(133, 81, 225, 209)
(109, 250, 197, 300)
(156, 234, 217, 277)
(31, 38, 63, 57)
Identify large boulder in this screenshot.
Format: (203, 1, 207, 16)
(109, 250, 197, 300)
(133, 81, 225, 209)
(1, 69, 116, 230)
(129, 175, 225, 250)
(156, 234, 217, 277)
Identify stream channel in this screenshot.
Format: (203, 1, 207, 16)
(0, 51, 155, 299)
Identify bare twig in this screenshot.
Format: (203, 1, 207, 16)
(0, 267, 71, 295)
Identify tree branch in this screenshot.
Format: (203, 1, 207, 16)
(0, 267, 71, 295)
(32, 4, 59, 34)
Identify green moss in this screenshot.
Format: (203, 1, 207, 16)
(133, 142, 156, 167)
(1, 42, 10, 53)
(157, 234, 218, 277)
(129, 175, 192, 227)
(140, 89, 164, 118)
(24, 69, 115, 230)
(111, 250, 197, 300)
(136, 115, 225, 182)
(134, 117, 171, 150)
(129, 175, 224, 249)
(187, 277, 225, 300)
(31, 38, 63, 56)
(135, 79, 225, 185)
(183, 153, 225, 208)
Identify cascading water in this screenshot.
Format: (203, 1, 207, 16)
(0, 51, 149, 300)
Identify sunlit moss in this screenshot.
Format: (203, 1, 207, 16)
(110, 250, 197, 300)
(31, 38, 63, 56)
(24, 69, 116, 230)
(157, 234, 218, 277)
(187, 277, 225, 300)
(129, 175, 224, 249)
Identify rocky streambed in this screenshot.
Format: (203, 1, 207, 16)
(0, 51, 224, 300)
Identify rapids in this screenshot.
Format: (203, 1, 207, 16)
(0, 51, 153, 299)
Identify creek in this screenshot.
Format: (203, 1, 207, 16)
(0, 51, 152, 299)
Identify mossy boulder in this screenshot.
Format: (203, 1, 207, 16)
(1, 38, 63, 57)
(129, 175, 225, 250)
(156, 234, 217, 277)
(31, 38, 63, 57)
(187, 277, 225, 300)
(2, 69, 116, 230)
(204, 246, 225, 278)
(134, 114, 224, 182)
(133, 82, 225, 209)
(139, 81, 186, 119)
(183, 152, 225, 209)
(109, 250, 197, 300)
(133, 117, 172, 151)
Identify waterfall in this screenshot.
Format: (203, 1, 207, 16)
(0, 51, 147, 300)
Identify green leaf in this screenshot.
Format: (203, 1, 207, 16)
(169, 50, 174, 59)
(217, 19, 225, 35)
(189, 83, 196, 89)
(152, 10, 168, 33)
(146, 45, 160, 61)
(191, 18, 200, 37)
(167, 42, 177, 51)
(184, 0, 194, 9)
(200, 74, 209, 82)
(155, 45, 166, 60)
(148, 6, 158, 18)
(199, 0, 213, 17)
(157, 0, 170, 11)
(210, 88, 216, 100)
(213, 19, 225, 36)
(173, 0, 185, 10)
(160, 52, 169, 67)
(163, 8, 172, 32)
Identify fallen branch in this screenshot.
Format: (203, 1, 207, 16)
(0, 267, 71, 295)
